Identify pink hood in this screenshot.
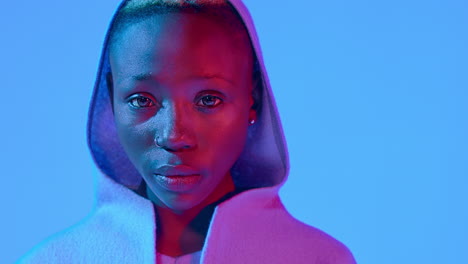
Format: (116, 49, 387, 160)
(87, 0, 290, 192)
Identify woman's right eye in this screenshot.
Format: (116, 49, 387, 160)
(128, 95, 155, 108)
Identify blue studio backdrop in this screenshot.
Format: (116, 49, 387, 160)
(1, 0, 467, 263)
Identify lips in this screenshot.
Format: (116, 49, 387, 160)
(154, 164, 199, 177)
(153, 165, 202, 192)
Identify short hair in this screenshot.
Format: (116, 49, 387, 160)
(110, 0, 245, 44)
(107, 0, 262, 112)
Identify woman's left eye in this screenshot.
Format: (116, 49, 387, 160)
(196, 95, 223, 108)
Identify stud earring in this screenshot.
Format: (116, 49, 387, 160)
(249, 119, 256, 125)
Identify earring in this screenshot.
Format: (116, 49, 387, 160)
(249, 119, 256, 125)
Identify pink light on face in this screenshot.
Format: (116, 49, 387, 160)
(110, 12, 256, 212)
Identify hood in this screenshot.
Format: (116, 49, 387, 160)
(87, 0, 289, 195)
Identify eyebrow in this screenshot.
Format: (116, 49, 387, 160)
(132, 73, 234, 85)
(133, 73, 154, 82)
(194, 74, 235, 85)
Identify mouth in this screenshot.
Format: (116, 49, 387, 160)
(154, 164, 199, 176)
(154, 174, 202, 192)
(153, 164, 203, 192)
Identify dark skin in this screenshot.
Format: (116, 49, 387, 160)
(147, 173, 238, 255)
(109, 13, 256, 257)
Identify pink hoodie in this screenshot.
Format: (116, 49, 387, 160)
(18, 1, 356, 263)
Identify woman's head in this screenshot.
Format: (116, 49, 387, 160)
(107, 0, 261, 212)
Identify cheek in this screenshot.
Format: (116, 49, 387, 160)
(196, 108, 249, 172)
(113, 109, 154, 166)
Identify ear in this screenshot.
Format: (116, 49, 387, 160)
(249, 75, 260, 123)
(249, 94, 257, 120)
(106, 72, 115, 112)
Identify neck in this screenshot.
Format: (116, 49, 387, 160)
(148, 172, 236, 257)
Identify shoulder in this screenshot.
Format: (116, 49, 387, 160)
(17, 206, 153, 264)
(283, 217, 356, 264)
(264, 205, 356, 264)
(18, 225, 89, 263)
(216, 190, 356, 263)
(17, 217, 110, 264)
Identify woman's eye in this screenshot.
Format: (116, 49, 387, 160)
(196, 95, 223, 108)
(128, 95, 155, 108)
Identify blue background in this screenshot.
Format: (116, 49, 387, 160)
(2, 0, 467, 263)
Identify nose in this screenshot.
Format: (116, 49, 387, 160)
(154, 103, 196, 151)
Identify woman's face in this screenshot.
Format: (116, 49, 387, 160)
(109, 13, 255, 212)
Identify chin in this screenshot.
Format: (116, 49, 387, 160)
(150, 186, 206, 212)
(167, 201, 200, 213)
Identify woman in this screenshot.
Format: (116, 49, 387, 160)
(19, 0, 355, 263)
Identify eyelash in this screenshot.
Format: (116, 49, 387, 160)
(127, 93, 223, 109)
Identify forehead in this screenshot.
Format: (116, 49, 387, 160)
(109, 13, 252, 86)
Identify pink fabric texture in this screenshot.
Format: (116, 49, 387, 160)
(19, 173, 355, 264)
(18, 0, 356, 263)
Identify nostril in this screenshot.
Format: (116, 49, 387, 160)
(154, 135, 195, 151)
